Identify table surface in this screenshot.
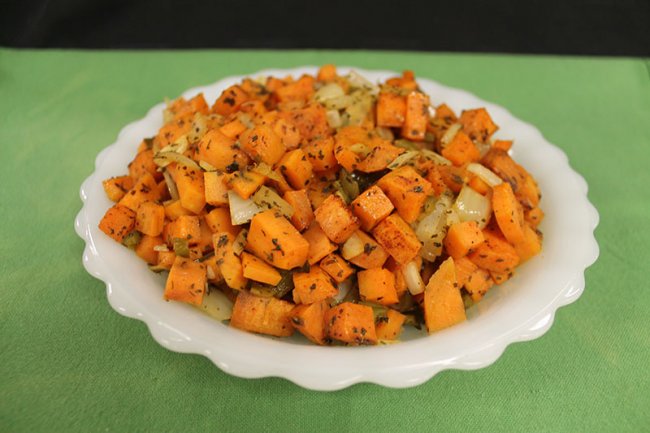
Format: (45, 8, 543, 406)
(1, 48, 648, 433)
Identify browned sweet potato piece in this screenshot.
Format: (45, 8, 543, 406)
(230, 291, 294, 337)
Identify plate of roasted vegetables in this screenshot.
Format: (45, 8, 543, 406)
(75, 65, 598, 390)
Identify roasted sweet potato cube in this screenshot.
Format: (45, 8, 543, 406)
(319, 253, 354, 283)
(166, 215, 201, 245)
(204, 207, 237, 235)
(225, 169, 266, 200)
(135, 201, 165, 237)
(514, 224, 542, 262)
(290, 300, 329, 345)
(246, 210, 310, 270)
(459, 108, 498, 142)
(213, 232, 248, 290)
(347, 230, 389, 269)
(102, 176, 134, 202)
(372, 213, 421, 265)
(292, 267, 338, 304)
(325, 302, 377, 345)
(314, 195, 360, 244)
(275, 75, 315, 103)
(424, 257, 466, 333)
(278, 103, 330, 143)
(241, 252, 282, 286)
(196, 129, 250, 172)
(203, 171, 229, 206)
(377, 166, 432, 223)
(283, 189, 314, 232)
(164, 200, 192, 220)
(118, 172, 160, 212)
(302, 137, 338, 172)
(465, 267, 493, 302)
(358, 268, 399, 306)
(376, 92, 406, 127)
(468, 229, 520, 273)
(128, 149, 161, 183)
(135, 234, 162, 265)
(240, 124, 286, 166)
(167, 163, 205, 214)
(444, 221, 485, 259)
(278, 149, 313, 190)
(99, 204, 136, 243)
(355, 142, 404, 173)
(230, 291, 294, 337)
(454, 256, 478, 288)
(164, 256, 206, 306)
(481, 148, 540, 209)
(317, 64, 337, 82)
(350, 185, 394, 231)
(401, 91, 430, 141)
(219, 117, 248, 140)
(302, 222, 337, 265)
(441, 130, 481, 166)
(212, 85, 250, 116)
(376, 308, 407, 341)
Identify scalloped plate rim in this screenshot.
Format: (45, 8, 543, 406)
(75, 66, 599, 391)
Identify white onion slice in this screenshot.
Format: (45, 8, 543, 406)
(228, 191, 262, 225)
(466, 163, 503, 187)
(251, 186, 294, 218)
(199, 289, 233, 321)
(440, 123, 462, 148)
(453, 185, 492, 228)
(314, 83, 345, 102)
(416, 193, 453, 261)
(404, 261, 425, 295)
(341, 232, 365, 260)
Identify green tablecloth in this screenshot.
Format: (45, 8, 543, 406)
(1, 48, 648, 432)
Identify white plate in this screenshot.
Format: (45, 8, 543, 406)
(75, 67, 599, 391)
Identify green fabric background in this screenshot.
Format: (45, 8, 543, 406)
(1, 49, 648, 433)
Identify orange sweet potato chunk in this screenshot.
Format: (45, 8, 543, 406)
(292, 267, 338, 304)
(247, 210, 310, 270)
(230, 291, 294, 337)
(283, 189, 314, 232)
(372, 213, 421, 265)
(196, 129, 250, 172)
(290, 300, 329, 345)
(358, 268, 399, 306)
(441, 130, 481, 166)
(135, 201, 165, 237)
(376, 309, 407, 341)
(401, 91, 429, 141)
(350, 185, 394, 231)
(213, 85, 250, 116)
(314, 195, 360, 244)
(444, 221, 485, 259)
(348, 230, 389, 269)
(213, 232, 248, 290)
(102, 176, 134, 202)
(164, 256, 206, 306)
(278, 149, 313, 190)
(325, 302, 377, 345)
(376, 92, 406, 127)
(377, 166, 432, 223)
(99, 204, 136, 243)
(319, 253, 354, 283)
(459, 108, 498, 142)
(468, 229, 520, 273)
(423, 257, 466, 333)
(302, 222, 337, 265)
(241, 252, 282, 286)
(240, 124, 286, 166)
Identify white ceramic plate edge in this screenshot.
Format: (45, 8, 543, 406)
(74, 66, 599, 391)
